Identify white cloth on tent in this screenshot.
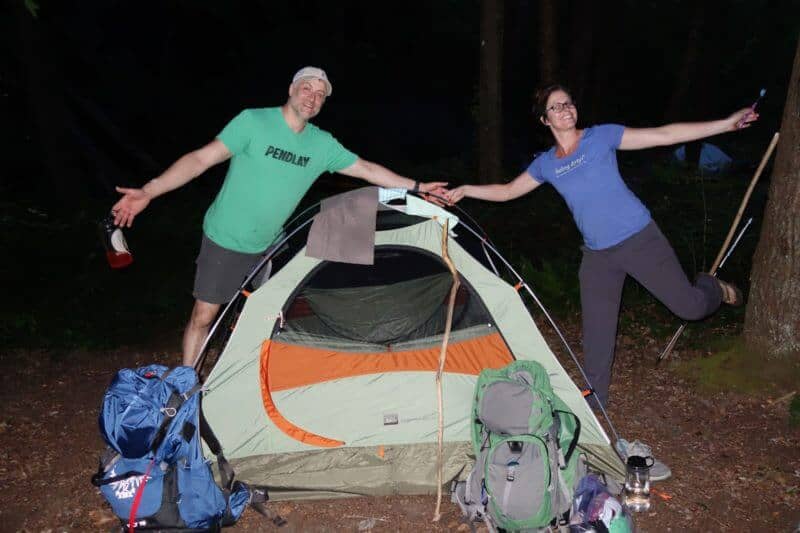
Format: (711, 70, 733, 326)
(378, 187, 407, 203)
(405, 195, 459, 233)
(380, 193, 460, 236)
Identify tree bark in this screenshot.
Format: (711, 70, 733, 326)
(744, 37, 800, 358)
(664, 2, 707, 123)
(13, 4, 89, 212)
(538, 0, 558, 84)
(565, 0, 594, 106)
(479, 0, 504, 184)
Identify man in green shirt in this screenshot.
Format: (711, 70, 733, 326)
(111, 66, 447, 366)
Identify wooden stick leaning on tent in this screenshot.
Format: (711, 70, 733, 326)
(433, 219, 460, 522)
(656, 131, 780, 364)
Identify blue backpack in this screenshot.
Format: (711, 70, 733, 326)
(91, 365, 282, 531)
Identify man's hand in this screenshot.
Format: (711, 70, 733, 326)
(418, 181, 449, 206)
(111, 186, 152, 227)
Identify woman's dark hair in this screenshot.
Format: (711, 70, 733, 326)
(533, 84, 573, 120)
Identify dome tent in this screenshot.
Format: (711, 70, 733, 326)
(672, 142, 733, 173)
(197, 187, 625, 500)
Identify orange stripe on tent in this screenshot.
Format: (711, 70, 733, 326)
(259, 340, 345, 448)
(267, 332, 513, 392)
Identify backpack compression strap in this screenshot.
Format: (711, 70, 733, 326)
(92, 467, 146, 487)
(199, 406, 234, 489)
(199, 404, 287, 528)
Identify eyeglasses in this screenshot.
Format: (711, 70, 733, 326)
(546, 101, 575, 113)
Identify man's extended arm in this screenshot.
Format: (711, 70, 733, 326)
(337, 158, 447, 196)
(112, 139, 232, 227)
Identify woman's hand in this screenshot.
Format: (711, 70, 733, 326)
(729, 107, 760, 130)
(445, 173, 541, 204)
(446, 185, 469, 205)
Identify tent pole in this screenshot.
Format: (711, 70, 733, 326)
(192, 216, 316, 374)
(453, 221, 623, 445)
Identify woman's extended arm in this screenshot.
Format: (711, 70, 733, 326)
(618, 108, 758, 151)
(447, 170, 542, 204)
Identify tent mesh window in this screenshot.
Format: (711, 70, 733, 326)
(277, 247, 498, 352)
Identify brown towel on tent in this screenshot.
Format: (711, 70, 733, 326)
(305, 186, 379, 265)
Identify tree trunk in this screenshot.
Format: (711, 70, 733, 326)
(565, 0, 594, 106)
(14, 4, 86, 211)
(665, 2, 707, 122)
(744, 38, 800, 358)
(479, 0, 503, 184)
(538, 0, 558, 84)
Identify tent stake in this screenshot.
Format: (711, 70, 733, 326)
(434, 220, 459, 522)
(656, 132, 779, 364)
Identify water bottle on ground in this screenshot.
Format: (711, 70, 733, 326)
(623, 454, 653, 512)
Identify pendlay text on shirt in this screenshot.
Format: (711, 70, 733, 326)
(264, 145, 311, 167)
(554, 154, 587, 177)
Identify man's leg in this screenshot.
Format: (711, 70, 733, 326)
(580, 249, 627, 409)
(187, 234, 264, 367)
(182, 299, 221, 366)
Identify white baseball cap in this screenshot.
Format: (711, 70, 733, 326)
(291, 66, 332, 96)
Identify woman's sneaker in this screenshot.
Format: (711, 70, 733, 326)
(717, 279, 743, 306)
(615, 439, 672, 481)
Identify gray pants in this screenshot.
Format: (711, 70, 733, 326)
(579, 221, 721, 407)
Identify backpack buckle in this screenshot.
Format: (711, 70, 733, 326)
(506, 460, 519, 482)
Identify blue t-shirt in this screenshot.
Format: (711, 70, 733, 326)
(527, 124, 651, 250)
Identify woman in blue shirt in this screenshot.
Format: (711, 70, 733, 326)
(447, 84, 758, 411)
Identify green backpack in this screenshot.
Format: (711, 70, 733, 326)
(455, 360, 584, 531)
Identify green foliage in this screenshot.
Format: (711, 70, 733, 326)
(647, 160, 703, 185)
(622, 153, 765, 292)
(790, 396, 800, 428)
(0, 188, 195, 350)
(515, 255, 580, 315)
(23, 0, 39, 18)
(671, 336, 800, 396)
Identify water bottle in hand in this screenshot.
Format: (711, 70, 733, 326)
(99, 214, 133, 269)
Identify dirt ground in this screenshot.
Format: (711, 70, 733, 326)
(1, 325, 799, 533)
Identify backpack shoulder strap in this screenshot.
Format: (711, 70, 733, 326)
(554, 409, 581, 465)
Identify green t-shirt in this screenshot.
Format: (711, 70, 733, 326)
(203, 107, 358, 253)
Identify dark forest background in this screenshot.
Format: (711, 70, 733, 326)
(2, 0, 799, 351)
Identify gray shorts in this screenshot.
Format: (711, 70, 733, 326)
(193, 234, 270, 304)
